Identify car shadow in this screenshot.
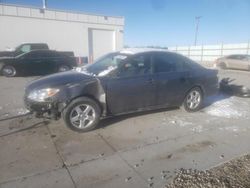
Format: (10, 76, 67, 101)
(202, 77, 250, 109)
(220, 78, 250, 98)
(98, 107, 178, 129)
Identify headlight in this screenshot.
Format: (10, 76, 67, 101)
(28, 88, 60, 102)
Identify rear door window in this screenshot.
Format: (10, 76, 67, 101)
(152, 52, 191, 73)
(22, 51, 47, 59)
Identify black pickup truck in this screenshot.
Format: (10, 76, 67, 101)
(0, 43, 49, 58)
(0, 49, 77, 77)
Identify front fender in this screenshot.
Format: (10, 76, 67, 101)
(58, 78, 107, 116)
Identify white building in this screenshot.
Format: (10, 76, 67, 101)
(0, 3, 124, 61)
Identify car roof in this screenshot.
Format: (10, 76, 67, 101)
(27, 49, 55, 52)
(226, 54, 248, 57)
(20, 42, 48, 45)
(119, 48, 168, 55)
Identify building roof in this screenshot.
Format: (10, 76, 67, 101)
(0, 3, 124, 26)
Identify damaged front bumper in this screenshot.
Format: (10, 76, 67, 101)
(24, 97, 66, 120)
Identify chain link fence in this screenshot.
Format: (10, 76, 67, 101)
(169, 42, 250, 66)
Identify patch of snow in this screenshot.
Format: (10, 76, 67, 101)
(204, 96, 249, 119)
(170, 120, 176, 124)
(219, 126, 239, 132)
(168, 119, 193, 127)
(177, 120, 193, 127)
(16, 108, 30, 115)
(191, 125, 204, 133)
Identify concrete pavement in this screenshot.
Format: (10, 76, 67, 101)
(0, 69, 250, 188)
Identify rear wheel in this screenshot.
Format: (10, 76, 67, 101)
(2, 65, 17, 77)
(182, 87, 203, 112)
(63, 97, 101, 132)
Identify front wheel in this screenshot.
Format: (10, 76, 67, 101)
(182, 87, 203, 112)
(2, 65, 17, 77)
(63, 97, 101, 132)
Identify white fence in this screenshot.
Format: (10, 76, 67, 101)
(169, 42, 250, 62)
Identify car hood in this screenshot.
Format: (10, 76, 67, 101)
(0, 51, 15, 58)
(26, 71, 96, 91)
(0, 56, 15, 61)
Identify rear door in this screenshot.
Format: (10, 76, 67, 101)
(41, 51, 62, 73)
(106, 53, 157, 114)
(152, 52, 192, 106)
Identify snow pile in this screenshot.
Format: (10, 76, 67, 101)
(204, 96, 249, 119)
(170, 119, 193, 127)
(191, 125, 204, 133)
(178, 120, 193, 127)
(17, 108, 30, 115)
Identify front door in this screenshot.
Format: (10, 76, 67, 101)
(106, 54, 156, 115)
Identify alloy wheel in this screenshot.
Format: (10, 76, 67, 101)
(186, 90, 201, 110)
(69, 104, 96, 129)
(2, 66, 16, 77)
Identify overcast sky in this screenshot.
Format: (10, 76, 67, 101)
(2, 0, 250, 47)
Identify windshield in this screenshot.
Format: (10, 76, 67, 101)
(14, 44, 31, 56)
(77, 53, 129, 76)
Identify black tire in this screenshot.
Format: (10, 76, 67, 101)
(63, 97, 101, 132)
(58, 65, 71, 72)
(182, 87, 203, 112)
(2, 65, 17, 77)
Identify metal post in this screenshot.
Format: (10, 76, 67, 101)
(188, 46, 190, 57)
(247, 40, 250, 55)
(194, 16, 202, 46)
(201, 45, 203, 62)
(221, 43, 223, 57)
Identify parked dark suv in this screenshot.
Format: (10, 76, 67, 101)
(0, 49, 77, 77)
(24, 49, 218, 132)
(0, 43, 49, 58)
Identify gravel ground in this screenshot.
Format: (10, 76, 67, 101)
(165, 154, 250, 188)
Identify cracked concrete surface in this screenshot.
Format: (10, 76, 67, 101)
(0, 69, 250, 188)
